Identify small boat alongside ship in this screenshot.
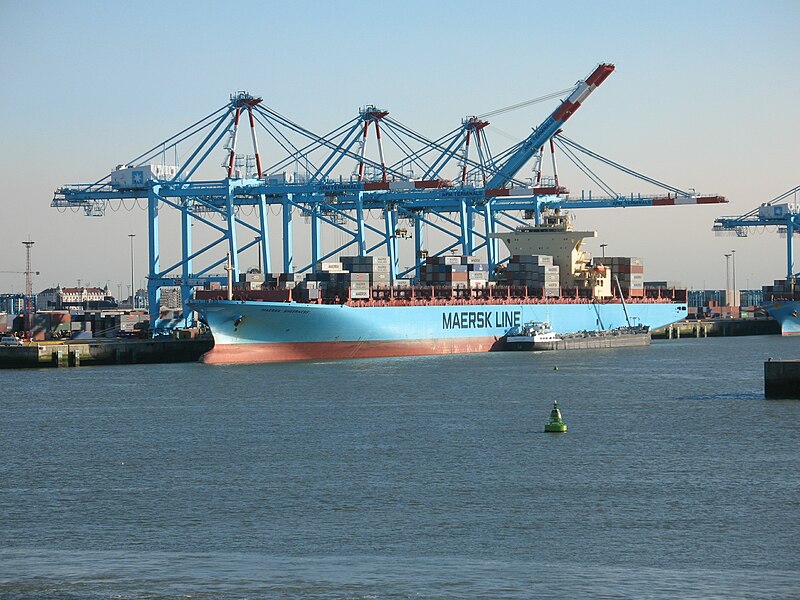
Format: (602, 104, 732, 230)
(503, 321, 650, 351)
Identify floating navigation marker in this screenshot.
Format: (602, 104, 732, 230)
(544, 400, 567, 433)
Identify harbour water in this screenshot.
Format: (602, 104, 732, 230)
(1, 336, 799, 598)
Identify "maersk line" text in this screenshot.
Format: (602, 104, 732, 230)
(442, 310, 521, 330)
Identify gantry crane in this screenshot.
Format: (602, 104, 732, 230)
(713, 185, 800, 286)
(52, 63, 725, 331)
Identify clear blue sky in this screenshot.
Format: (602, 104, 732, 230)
(1, 0, 798, 294)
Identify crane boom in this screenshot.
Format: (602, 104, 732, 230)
(485, 63, 614, 190)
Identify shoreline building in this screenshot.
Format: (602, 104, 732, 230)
(37, 285, 116, 310)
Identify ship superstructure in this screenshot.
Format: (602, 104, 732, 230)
(491, 209, 612, 298)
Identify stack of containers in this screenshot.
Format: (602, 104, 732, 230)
(420, 255, 462, 286)
(420, 255, 489, 288)
(274, 272, 306, 289)
(503, 255, 560, 297)
(602, 257, 644, 297)
(462, 255, 490, 288)
(341, 256, 391, 288)
(305, 263, 346, 300)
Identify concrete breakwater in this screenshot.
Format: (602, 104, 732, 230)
(0, 337, 213, 369)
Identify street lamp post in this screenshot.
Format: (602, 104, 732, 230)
(600, 243, 607, 258)
(128, 234, 136, 309)
(731, 249, 737, 307)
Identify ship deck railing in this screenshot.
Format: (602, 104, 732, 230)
(196, 284, 687, 306)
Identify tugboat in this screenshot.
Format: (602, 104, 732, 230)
(544, 400, 567, 433)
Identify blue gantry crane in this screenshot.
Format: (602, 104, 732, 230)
(713, 185, 800, 283)
(52, 63, 725, 332)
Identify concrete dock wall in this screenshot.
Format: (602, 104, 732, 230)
(0, 337, 213, 369)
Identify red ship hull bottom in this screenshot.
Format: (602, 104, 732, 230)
(201, 337, 504, 364)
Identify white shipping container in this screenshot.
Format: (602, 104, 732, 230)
(318, 262, 343, 272)
(350, 289, 370, 299)
(244, 272, 264, 282)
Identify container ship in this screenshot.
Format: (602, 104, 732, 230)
(190, 210, 687, 364)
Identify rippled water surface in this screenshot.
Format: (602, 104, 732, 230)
(1, 336, 799, 598)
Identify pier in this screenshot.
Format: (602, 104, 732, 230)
(652, 318, 779, 339)
(0, 337, 213, 369)
(764, 359, 800, 399)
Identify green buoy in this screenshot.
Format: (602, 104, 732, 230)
(544, 400, 567, 433)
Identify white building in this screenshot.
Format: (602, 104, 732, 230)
(38, 285, 112, 309)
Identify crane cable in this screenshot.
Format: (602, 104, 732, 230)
(477, 88, 574, 119)
(556, 134, 689, 196)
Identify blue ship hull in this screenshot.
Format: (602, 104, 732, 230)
(764, 301, 800, 335)
(192, 299, 687, 364)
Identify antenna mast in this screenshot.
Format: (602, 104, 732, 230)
(22, 239, 35, 334)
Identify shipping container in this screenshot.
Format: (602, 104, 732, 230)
(511, 254, 554, 266)
(317, 262, 343, 272)
(468, 271, 489, 281)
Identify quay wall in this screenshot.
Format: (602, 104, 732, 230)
(653, 318, 779, 339)
(0, 337, 213, 369)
